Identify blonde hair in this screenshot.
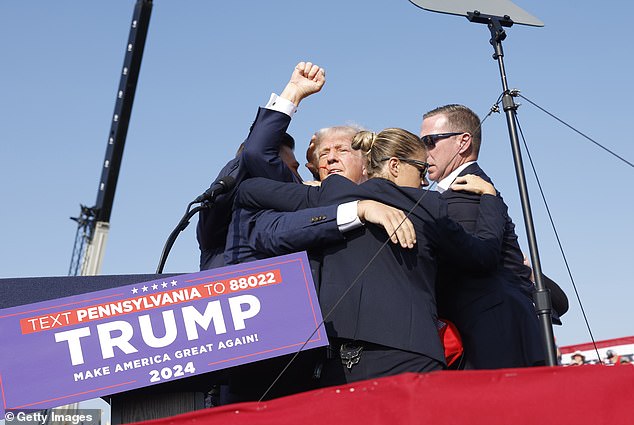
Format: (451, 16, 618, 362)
(351, 128, 425, 177)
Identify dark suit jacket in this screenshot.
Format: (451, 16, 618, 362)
(224, 205, 342, 264)
(196, 107, 299, 270)
(236, 175, 508, 364)
(436, 162, 544, 368)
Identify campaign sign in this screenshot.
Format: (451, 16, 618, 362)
(0, 252, 326, 414)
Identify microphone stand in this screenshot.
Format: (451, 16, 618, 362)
(468, 11, 558, 366)
(156, 201, 208, 274)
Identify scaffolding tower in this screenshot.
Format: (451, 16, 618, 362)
(69, 0, 153, 276)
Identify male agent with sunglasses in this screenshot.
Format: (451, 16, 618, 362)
(420, 104, 544, 369)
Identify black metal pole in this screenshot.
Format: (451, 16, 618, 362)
(484, 16, 558, 366)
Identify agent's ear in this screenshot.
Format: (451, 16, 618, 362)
(458, 133, 472, 154)
(388, 157, 400, 178)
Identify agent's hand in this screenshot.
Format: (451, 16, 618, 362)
(450, 174, 496, 196)
(280, 61, 326, 106)
(305, 133, 320, 179)
(357, 200, 416, 248)
(523, 253, 535, 282)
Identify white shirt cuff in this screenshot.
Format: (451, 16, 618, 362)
(337, 201, 363, 233)
(265, 93, 297, 117)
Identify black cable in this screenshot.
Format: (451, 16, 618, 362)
(518, 94, 633, 168)
(514, 117, 603, 363)
(156, 201, 205, 274)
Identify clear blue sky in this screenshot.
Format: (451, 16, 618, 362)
(1, 1, 632, 348)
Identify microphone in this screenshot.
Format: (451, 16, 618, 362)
(193, 176, 236, 203)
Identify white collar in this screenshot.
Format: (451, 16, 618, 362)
(436, 161, 477, 193)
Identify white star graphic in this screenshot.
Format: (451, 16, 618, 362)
(131, 287, 139, 294)
(161, 282, 168, 288)
(170, 280, 178, 287)
(152, 283, 159, 290)
(142, 285, 148, 292)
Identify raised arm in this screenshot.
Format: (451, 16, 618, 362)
(241, 61, 326, 182)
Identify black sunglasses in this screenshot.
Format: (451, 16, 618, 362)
(379, 157, 429, 178)
(420, 132, 463, 147)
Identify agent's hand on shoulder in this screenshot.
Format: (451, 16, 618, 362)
(450, 174, 496, 196)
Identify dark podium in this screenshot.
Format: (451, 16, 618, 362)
(0, 273, 215, 424)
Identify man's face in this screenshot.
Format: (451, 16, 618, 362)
(304, 135, 320, 180)
(315, 132, 367, 184)
(279, 145, 301, 180)
(420, 113, 464, 182)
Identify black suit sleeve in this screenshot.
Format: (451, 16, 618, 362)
(241, 108, 297, 182)
(247, 207, 344, 257)
(237, 174, 364, 212)
(236, 177, 318, 211)
(442, 191, 481, 233)
(434, 194, 507, 272)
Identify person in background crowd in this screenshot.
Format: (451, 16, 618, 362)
(604, 349, 631, 365)
(570, 351, 586, 366)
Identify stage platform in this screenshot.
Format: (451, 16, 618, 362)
(128, 364, 632, 425)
